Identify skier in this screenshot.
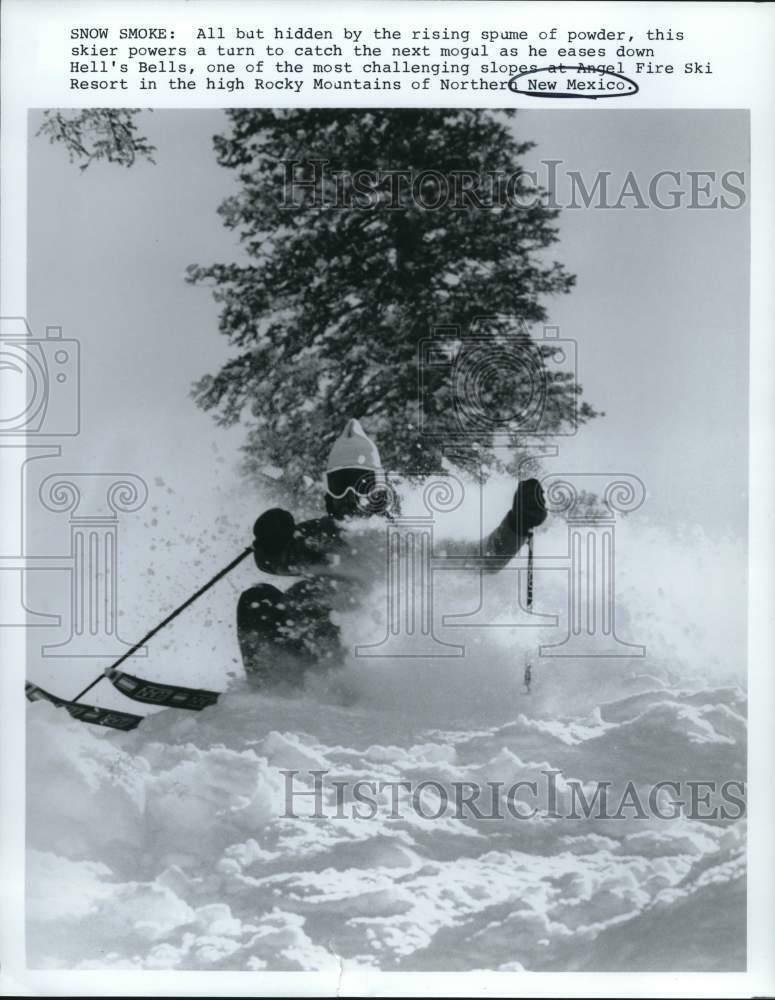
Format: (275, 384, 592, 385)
(237, 418, 547, 685)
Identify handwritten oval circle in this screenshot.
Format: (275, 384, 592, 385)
(509, 64, 639, 100)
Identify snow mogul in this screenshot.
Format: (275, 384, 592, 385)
(237, 419, 547, 685)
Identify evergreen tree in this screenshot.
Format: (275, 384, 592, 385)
(40, 107, 600, 500)
(188, 109, 597, 502)
(36, 109, 156, 170)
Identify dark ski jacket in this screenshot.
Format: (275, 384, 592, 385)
(252, 507, 529, 610)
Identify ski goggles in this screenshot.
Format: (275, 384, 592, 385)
(325, 468, 383, 500)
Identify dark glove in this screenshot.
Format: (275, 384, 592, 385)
(509, 478, 547, 535)
(252, 508, 295, 566)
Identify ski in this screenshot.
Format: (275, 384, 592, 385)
(25, 682, 143, 732)
(105, 668, 220, 710)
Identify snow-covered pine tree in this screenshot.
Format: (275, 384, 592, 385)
(187, 109, 598, 501)
(38, 107, 599, 499)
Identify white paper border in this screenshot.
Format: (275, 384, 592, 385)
(1, 1, 773, 995)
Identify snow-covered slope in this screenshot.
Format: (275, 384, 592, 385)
(26, 496, 747, 971)
(27, 676, 745, 971)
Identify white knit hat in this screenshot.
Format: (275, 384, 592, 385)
(326, 419, 382, 473)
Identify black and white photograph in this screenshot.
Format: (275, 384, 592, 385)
(17, 103, 749, 973)
(1, 1, 773, 995)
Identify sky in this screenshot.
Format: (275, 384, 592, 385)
(25, 108, 749, 544)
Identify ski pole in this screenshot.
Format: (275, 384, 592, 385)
(524, 530, 535, 693)
(71, 545, 255, 705)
